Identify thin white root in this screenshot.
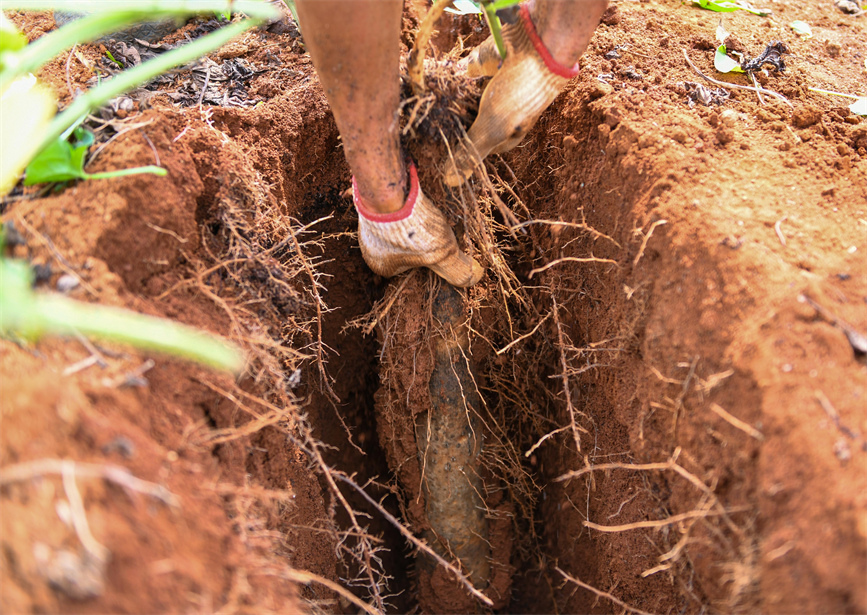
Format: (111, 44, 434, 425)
(556, 567, 658, 615)
(0, 458, 179, 507)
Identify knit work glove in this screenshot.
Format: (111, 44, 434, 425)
(355, 163, 484, 288)
(445, 3, 580, 186)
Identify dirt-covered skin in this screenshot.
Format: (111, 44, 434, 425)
(2, 2, 865, 614)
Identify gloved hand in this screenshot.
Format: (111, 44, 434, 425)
(444, 4, 580, 186)
(355, 162, 484, 287)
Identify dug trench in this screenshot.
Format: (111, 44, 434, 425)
(2, 3, 866, 614)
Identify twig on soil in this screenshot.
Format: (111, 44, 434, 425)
(63, 354, 103, 376)
(709, 402, 764, 441)
(748, 71, 765, 105)
(74, 332, 109, 367)
(682, 49, 792, 107)
(633, 219, 667, 267)
(141, 132, 160, 166)
(774, 216, 787, 246)
(529, 256, 618, 279)
(65, 44, 77, 101)
(799, 294, 867, 355)
(814, 389, 860, 440)
(101, 358, 154, 388)
(63, 333, 110, 375)
(0, 458, 179, 507)
(556, 567, 658, 615)
(197, 64, 212, 108)
(807, 87, 861, 100)
(145, 221, 188, 244)
(61, 461, 110, 563)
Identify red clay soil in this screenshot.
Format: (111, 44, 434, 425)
(2, 1, 866, 614)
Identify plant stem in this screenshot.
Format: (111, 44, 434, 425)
(808, 87, 860, 100)
(1, 259, 243, 372)
(35, 292, 244, 372)
(86, 165, 167, 180)
(480, 0, 506, 60)
(7, 0, 276, 16)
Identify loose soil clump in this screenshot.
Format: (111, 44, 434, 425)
(2, 2, 866, 614)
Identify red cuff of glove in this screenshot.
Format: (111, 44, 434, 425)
(353, 162, 419, 224)
(520, 3, 581, 79)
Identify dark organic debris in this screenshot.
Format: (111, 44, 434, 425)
(604, 46, 622, 60)
(680, 81, 730, 107)
(835, 0, 865, 15)
(620, 65, 644, 80)
(741, 41, 788, 72)
(262, 0, 301, 36)
(106, 41, 143, 68)
(190, 18, 225, 39)
(168, 58, 262, 108)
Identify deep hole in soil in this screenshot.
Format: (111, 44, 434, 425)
(246, 88, 653, 612)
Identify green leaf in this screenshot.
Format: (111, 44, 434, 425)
(693, 0, 770, 16)
(714, 44, 744, 73)
(23, 132, 89, 185)
(851, 98, 867, 116)
(789, 20, 812, 38)
(0, 12, 27, 55)
(24, 128, 165, 186)
(694, 0, 739, 13)
(72, 126, 95, 148)
(104, 48, 123, 68)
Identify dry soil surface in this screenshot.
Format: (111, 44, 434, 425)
(2, 1, 866, 614)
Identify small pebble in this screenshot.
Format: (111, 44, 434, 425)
(720, 108, 739, 127)
(57, 274, 80, 293)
